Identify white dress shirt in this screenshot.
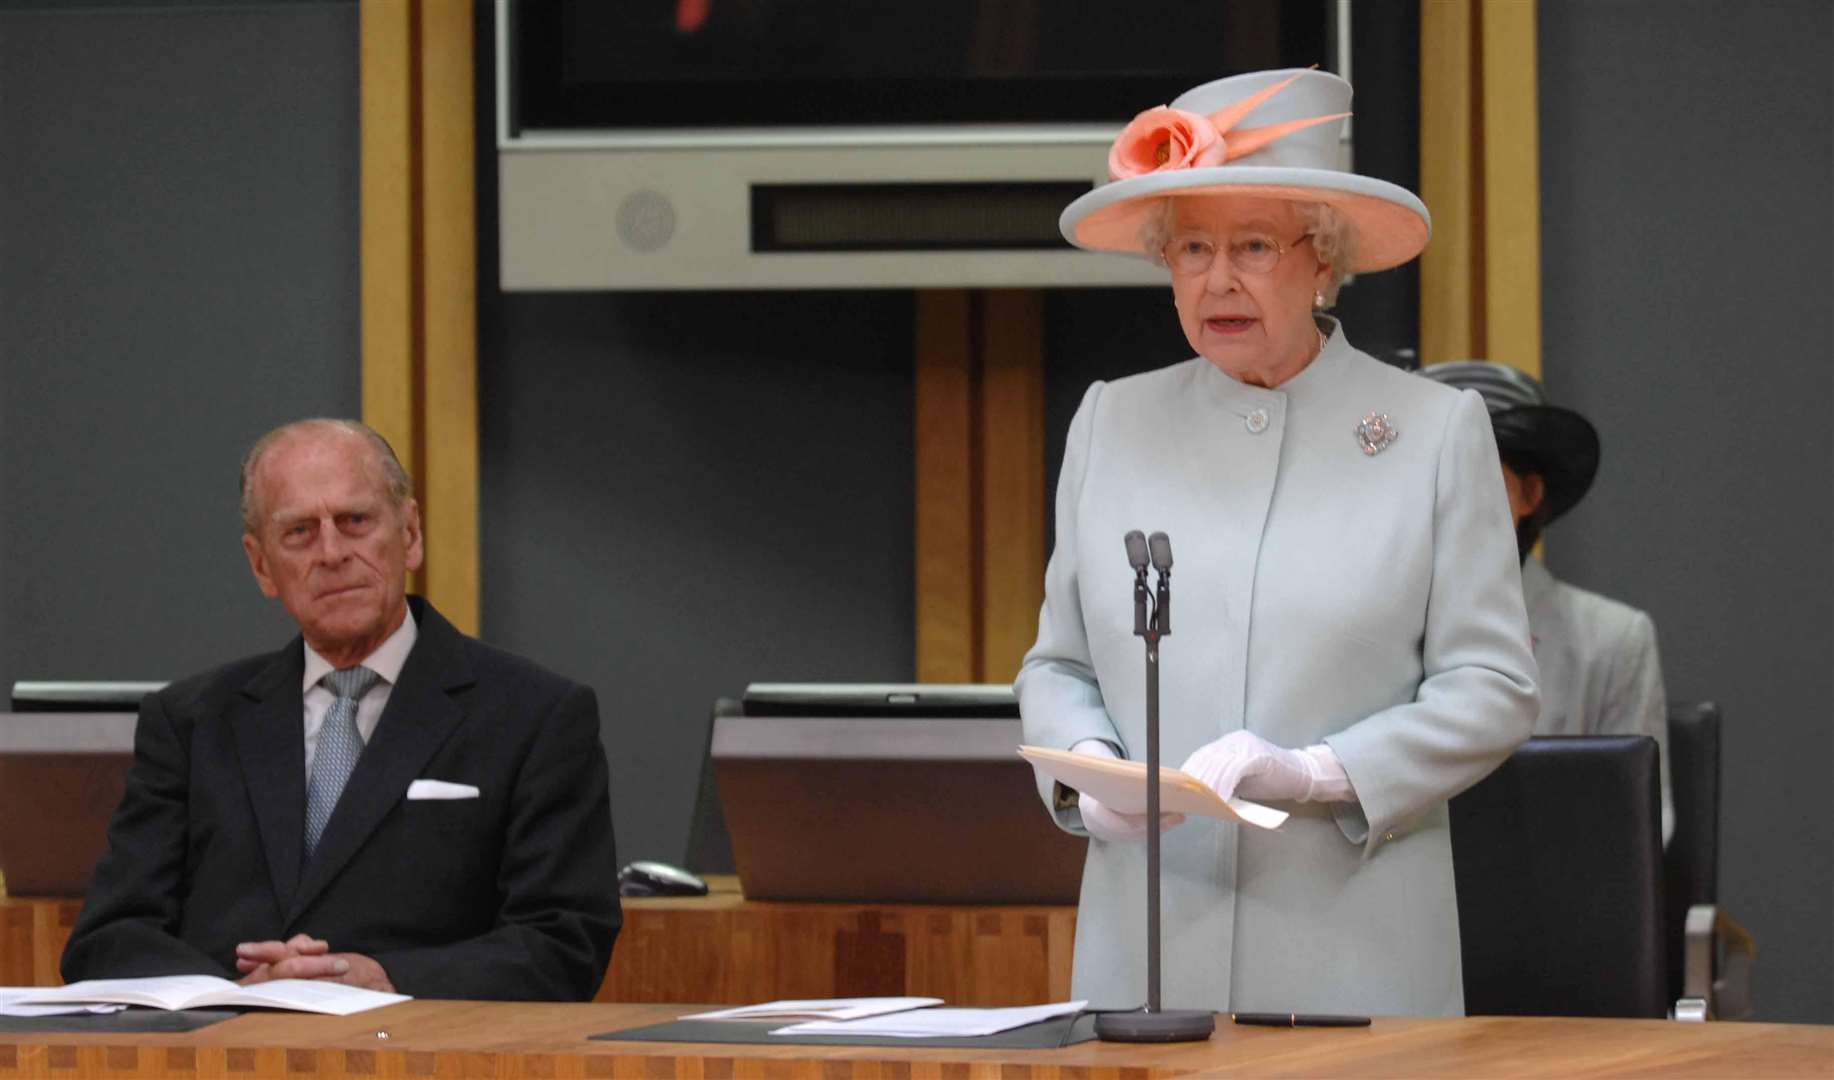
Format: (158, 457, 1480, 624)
(301, 607, 419, 778)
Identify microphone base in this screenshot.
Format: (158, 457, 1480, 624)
(1094, 1007, 1216, 1043)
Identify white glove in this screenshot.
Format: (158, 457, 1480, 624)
(1068, 738, 1185, 843)
(1179, 730, 1355, 803)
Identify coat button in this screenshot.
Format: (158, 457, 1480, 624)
(1245, 408, 1270, 434)
(1383, 831, 1396, 843)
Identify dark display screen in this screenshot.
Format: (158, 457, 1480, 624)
(511, 1, 1333, 130)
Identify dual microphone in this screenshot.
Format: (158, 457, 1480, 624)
(1124, 530, 1172, 639)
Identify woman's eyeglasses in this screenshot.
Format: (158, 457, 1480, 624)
(1161, 232, 1313, 276)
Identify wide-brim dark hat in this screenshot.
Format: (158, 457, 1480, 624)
(1419, 361, 1600, 523)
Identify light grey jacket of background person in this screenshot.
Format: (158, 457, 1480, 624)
(1018, 321, 1539, 1017)
(1521, 556, 1673, 843)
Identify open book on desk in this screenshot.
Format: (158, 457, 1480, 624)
(8, 975, 408, 1016)
(1018, 745, 1289, 830)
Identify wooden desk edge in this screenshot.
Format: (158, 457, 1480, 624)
(3, 1002, 1832, 1080)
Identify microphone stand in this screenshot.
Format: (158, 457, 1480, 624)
(1097, 532, 1214, 1043)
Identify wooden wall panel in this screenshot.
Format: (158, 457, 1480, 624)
(598, 882, 1076, 1006)
(914, 291, 978, 682)
(914, 289, 1047, 683)
(977, 290, 1046, 684)
(1477, 0, 1542, 377)
(1419, 0, 1543, 378)
(414, 0, 480, 633)
(1420, 0, 1480, 365)
(360, 0, 480, 631)
(0, 898, 83, 987)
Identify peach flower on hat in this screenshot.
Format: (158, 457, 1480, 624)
(1108, 107, 1229, 179)
(1063, 68, 1432, 272)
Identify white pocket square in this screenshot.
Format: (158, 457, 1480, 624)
(406, 779, 480, 801)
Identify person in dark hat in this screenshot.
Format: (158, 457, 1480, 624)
(1421, 361, 1671, 844)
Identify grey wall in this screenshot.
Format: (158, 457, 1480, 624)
(1538, 0, 1833, 1023)
(0, 0, 360, 694)
(478, 292, 917, 866)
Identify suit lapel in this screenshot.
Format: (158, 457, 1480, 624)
(233, 642, 308, 916)
(287, 600, 476, 926)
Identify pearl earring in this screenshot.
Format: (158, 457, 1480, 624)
(1313, 290, 1326, 310)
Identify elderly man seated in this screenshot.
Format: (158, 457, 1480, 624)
(63, 419, 620, 999)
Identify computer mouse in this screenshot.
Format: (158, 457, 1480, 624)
(618, 859, 709, 897)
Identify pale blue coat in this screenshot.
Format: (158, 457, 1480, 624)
(1017, 320, 1538, 1017)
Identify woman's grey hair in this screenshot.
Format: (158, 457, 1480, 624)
(239, 419, 414, 535)
(1139, 197, 1359, 307)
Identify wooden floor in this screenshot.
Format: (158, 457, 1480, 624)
(3, 1000, 1832, 1079)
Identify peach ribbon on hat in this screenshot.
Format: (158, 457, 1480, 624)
(1106, 70, 1349, 181)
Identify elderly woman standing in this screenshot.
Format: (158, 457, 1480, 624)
(1019, 69, 1538, 1017)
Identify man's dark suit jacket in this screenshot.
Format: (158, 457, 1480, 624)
(61, 597, 620, 1001)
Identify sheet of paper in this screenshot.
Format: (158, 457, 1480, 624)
(12, 976, 407, 1015)
(1018, 746, 1289, 829)
(198, 979, 409, 1015)
(774, 1000, 1087, 1038)
(684, 997, 942, 1022)
(19, 975, 237, 1011)
(0, 988, 126, 1017)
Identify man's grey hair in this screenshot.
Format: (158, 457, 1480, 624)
(1139, 196, 1360, 307)
(239, 419, 414, 535)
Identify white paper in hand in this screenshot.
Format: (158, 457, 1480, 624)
(1018, 746, 1289, 829)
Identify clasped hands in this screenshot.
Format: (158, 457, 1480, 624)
(235, 933, 395, 992)
(1073, 731, 1345, 844)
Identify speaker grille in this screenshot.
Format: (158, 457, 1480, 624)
(615, 189, 677, 252)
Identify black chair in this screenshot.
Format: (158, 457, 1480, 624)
(1665, 702, 1754, 1021)
(1450, 736, 1668, 1018)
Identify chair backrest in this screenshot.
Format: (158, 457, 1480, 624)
(1450, 735, 1668, 1018)
(1665, 701, 1721, 1002)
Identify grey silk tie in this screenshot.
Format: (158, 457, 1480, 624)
(304, 666, 380, 857)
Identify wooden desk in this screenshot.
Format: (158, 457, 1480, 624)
(606, 876, 1076, 1005)
(4, 882, 1077, 1006)
(0, 899, 80, 988)
(2, 1001, 1830, 1079)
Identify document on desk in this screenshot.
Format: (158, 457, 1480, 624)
(773, 1000, 1087, 1038)
(682, 997, 943, 1022)
(1018, 746, 1289, 829)
(0, 988, 127, 1018)
(10, 976, 408, 1015)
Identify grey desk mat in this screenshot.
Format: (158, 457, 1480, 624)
(0, 1008, 238, 1034)
(593, 1011, 1098, 1049)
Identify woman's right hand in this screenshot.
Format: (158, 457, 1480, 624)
(1071, 738, 1185, 843)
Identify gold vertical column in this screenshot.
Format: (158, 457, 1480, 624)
(913, 290, 1046, 684)
(914, 291, 979, 682)
(976, 290, 1045, 684)
(361, 0, 481, 633)
(1420, 0, 1542, 379)
(360, 1, 417, 491)
(1478, 0, 1541, 377)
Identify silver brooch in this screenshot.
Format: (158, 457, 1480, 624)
(1356, 411, 1398, 456)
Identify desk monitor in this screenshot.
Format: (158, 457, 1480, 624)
(0, 712, 137, 896)
(712, 683, 1085, 904)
